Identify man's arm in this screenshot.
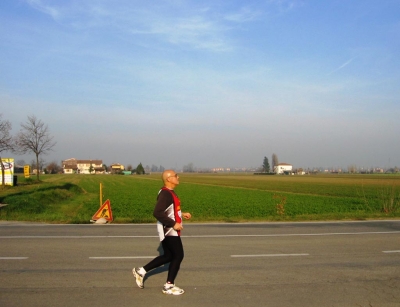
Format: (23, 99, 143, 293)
(153, 191, 176, 227)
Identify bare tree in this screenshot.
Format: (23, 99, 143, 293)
(272, 153, 279, 173)
(17, 159, 26, 166)
(46, 161, 62, 174)
(183, 162, 195, 173)
(0, 114, 16, 186)
(348, 165, 357, 174)
(15, 115, 56, 181)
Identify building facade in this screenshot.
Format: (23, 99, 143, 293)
(274, 163, 293, 174)
(62, 158, 105, 174)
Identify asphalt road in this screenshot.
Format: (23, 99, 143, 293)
(0, 221, 399, 307)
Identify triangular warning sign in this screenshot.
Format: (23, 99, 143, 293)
(92, 199, 113, 222)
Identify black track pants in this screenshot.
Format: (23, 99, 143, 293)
(143, 236, 184, 284)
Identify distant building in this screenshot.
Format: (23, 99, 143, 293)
(274, 163, 293, 174)
(62, 158, 78, 174)
(62, 158, 105, 174)
(211, 167, 231, 173)
(295, 168, 305, 175)
(110, 163, 125, 172)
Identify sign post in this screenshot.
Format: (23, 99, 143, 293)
(100, 183, 103, 207)
(1, 158, 14, 186)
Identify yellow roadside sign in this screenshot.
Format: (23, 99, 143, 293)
(24, 165, 30, 178)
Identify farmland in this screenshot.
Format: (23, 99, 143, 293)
(0, 173, 399, 223)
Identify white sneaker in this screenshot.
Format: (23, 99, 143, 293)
(132, 268, 144, 289)
(162, 283, 185, 295)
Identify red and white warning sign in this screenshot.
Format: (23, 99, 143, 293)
(92, 199, 113, 222)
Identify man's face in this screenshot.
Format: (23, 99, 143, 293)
(167, 172, 179, 185)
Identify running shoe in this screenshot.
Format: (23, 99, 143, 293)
(162, 284, 185, 295)
(132, 268, 144, 289)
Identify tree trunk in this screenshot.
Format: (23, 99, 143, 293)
(0, 158, 5, 187)
(36, 154, 40, 181)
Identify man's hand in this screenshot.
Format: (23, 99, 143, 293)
(182, 212, 192, 220)
(173, 222, 183, 231)
(173, 213, 192, 230)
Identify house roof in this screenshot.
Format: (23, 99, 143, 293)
(62, 158, 103, 169)
(77, 160, 102, 164)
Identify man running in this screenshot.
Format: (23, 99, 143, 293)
(132, 170, 192, 295)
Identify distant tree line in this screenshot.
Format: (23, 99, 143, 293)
(1, 113, 172, 183)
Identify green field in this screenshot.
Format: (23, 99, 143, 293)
(0, 173, 399, 223)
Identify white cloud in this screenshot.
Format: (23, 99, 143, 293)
(327, 57, 356, 75)
(144, 16, 232, 51)
(26, 0, 60, 20)
(224, 7, 262, 23)
(23, 1, 258, 52)
(267, 0, 304, 12)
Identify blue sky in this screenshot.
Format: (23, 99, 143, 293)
(1, 0, 399, 170)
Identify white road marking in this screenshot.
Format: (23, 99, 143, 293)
(1, 231, 399, 239)
(231, 253, 309, 258)
(0, 236, 159, 239)
(89, 256, 155, 259)
(187, 231, 400, 238)
(382, 250, 400, 253)
(0, 257, 28, 260)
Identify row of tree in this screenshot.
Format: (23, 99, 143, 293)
(13, 159, 157, 176)
(0, 114, 56, 185)
(0, 112, 167, 182)
(262, 154, 279, 173)
(124, 164, 165, 173)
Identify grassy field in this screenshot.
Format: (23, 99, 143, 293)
(0, 173, 399, 223)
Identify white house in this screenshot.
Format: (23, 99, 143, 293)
(77, 159, 104, 174)
(274, 163, 293, 174)
(62, 158, 105, 174)
(62, 158, 78, 174)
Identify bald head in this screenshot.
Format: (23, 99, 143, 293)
(162, 169, 179, 189)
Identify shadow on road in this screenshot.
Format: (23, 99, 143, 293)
(143, 243, 169, 282)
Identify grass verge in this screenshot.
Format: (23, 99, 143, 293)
(0, 173, 399, 223)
